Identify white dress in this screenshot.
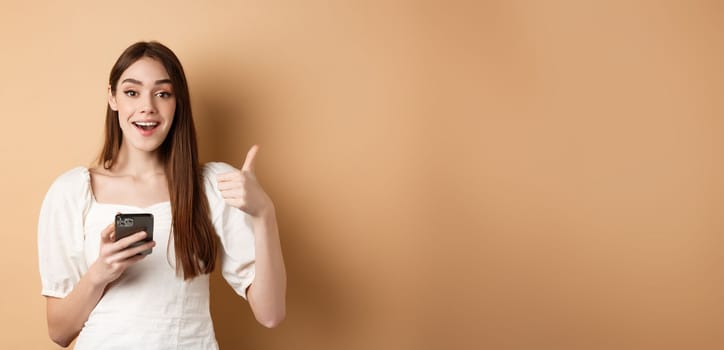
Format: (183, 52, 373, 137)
(37, 163, 256, 350)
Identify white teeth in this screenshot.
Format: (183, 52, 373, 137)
(133, 121, 159, 127)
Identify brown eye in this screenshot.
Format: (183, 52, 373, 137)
(124, 90, 137, 97)
(156, 91, 172, 98)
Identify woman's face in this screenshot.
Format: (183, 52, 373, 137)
(108, 57, 176, 154)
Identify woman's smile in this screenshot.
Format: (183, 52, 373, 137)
(132, 120, 161, 135)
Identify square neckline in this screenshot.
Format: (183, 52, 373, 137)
(84, 167, 171, 211)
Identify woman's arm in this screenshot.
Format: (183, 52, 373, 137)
(46, 272, 106, 347)
(246, 207, 287, 328)
(217, 145, 287, 328)
(46, 224, 155, 347)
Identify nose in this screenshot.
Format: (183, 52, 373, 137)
(139, 94, 156, 115)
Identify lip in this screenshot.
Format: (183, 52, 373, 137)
(131, 120, 161, 137)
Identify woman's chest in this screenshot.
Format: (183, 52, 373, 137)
(89, 171, 170, 208)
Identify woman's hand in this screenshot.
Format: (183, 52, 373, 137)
(217, 145, 275, 217)
(88, 223, 156, 288)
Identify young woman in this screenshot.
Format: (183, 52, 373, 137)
(37, 41, 286, 349)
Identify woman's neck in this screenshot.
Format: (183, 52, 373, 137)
(111, 144, 165, 178)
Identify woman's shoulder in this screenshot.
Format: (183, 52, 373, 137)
(50, 166, 90, 188)
(45, 166, 90, 197)
(202, 162, 237, 178)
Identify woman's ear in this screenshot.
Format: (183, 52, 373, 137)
(108, 85, 118, 111)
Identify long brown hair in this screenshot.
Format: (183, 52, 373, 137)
(98, 41, 217, 279)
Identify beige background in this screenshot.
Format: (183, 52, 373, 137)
(1, 1, 723, 349)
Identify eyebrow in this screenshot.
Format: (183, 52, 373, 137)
(121, 78, 173, 85)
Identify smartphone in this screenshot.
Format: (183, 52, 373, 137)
(114, 213, 154, 255)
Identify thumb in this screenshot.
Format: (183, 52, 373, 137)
(241, 144, 260, 172)
(101, 222, 115, 243)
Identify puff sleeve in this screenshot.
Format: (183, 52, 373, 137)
(203, 162, 256, 300)
(37, 167, 92, 298)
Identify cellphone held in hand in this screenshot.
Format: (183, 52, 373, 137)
(114, 213, 154, 255)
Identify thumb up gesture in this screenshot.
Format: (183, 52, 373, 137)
(217, 145, 274, 217)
